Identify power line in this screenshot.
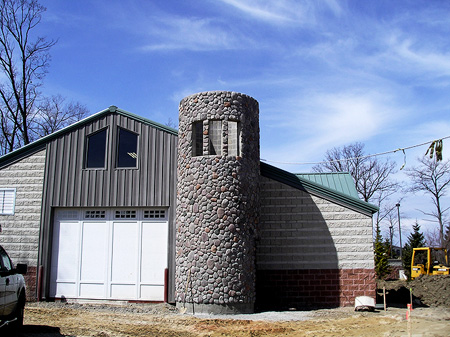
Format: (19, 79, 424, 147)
(261, 135, 450, 166)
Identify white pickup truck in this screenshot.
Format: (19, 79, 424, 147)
(0, 245, 27, 329)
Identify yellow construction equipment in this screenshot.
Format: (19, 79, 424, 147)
(411, 247, 450, 279)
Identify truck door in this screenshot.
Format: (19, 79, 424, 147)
(0, 254, 6, 316)
(0, 247, 16, 316)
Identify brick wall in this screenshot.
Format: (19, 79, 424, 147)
(0, 149, 46, 300)
(257, 176, 376, 308)
(256, 269, 376, 310)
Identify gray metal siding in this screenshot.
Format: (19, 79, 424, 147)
(43, 113, 176, 208)
(39, 112, 178, 301)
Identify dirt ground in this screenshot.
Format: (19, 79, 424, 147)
(378, 275, 450, 307)
(6, 302, 449, 337)
(5, 275, 449, 337)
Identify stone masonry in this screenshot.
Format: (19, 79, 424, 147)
(176, 91, 260, 314)
(0, 149, 46, 300)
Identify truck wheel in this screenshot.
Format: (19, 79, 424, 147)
(12, 293, 25, 328)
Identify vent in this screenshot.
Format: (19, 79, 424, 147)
(57, 210, 79, 220)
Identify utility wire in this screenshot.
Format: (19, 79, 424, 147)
(260, 135, 450, 166)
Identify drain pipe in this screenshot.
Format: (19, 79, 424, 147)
(37, 265, 44, 301)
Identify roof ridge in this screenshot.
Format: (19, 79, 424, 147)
(0, 106, 178, 167)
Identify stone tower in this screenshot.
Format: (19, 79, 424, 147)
(175, 91, 260, 314)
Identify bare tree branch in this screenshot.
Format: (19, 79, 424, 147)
(0, 0, 56, 149)
(405, 157, 450, 247)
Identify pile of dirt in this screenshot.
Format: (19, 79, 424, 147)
(377, 275, 450, 307)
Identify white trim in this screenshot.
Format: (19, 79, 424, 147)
(0, 188, 16, 215)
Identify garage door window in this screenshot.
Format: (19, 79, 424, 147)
(85, 210, 106, 219)
(115, 210, 136, 219)
(143, 210, 166, 219)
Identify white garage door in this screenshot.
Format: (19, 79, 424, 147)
(50, 208, 168, 301)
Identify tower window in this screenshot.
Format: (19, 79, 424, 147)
(85, 129, 107, 168)
(192, 121, 203, 156)
(228, 121, 240, 156)
(209, 120, 222, 155)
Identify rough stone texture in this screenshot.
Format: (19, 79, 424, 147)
(0, 149, 46, 301)
(176, 91, 260, 313)
(256, 176, 376, 308)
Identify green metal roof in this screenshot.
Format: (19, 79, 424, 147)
(261, 162, 378, 215)
(0, 106, 178, 168)
(295, 172, 359, 199)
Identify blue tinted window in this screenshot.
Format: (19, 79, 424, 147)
(86, 129, 107, 168)
(117, 128, 138, 168)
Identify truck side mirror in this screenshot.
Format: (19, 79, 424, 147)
(16, 263, 27, 275)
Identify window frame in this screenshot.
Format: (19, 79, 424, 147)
(84, 128, 108, 169)
(0, 188, 16, 215)
(192, 121, 204, 157)
(208, 120, 222, 156)
(227, 120, 241, 156)
(115, 127, 139, 169)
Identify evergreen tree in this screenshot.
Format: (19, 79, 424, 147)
(374, 223, 391, 279)
(402, 222, 426, 277)
(444, 224, 450, 250)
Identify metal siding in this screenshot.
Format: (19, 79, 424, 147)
(154, 129, 162, 205)
(148, 128, 156, 205)
(39, 112, 178, 300)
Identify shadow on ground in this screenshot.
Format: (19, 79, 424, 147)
(3, 325, 68, 337)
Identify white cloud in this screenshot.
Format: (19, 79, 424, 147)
(389, 37, 450, 77)
(139, 16, 247, 52)
(217, 0, 341, 26)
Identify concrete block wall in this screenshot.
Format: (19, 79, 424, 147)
(256, 176, 375, 309)
(0, 149, 46, 300)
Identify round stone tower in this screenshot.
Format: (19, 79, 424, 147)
(175, 91, 260, 314)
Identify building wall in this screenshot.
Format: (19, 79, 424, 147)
(38, 112, 178, 301)
(256, 176, 375, 309)
(0, 149, 47, 300)
(176, 91, 260, 314)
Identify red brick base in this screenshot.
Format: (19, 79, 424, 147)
(24, 265, 37, 302)
(256, 268, 376, 310)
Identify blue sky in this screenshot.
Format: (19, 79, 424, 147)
(39, 0, 450, 241)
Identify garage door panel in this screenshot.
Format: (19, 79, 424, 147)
(80, 222, 108, 283)
(52, 221, 79, 282)
(51, 282, 77, 298)
(140, 285, 165, 301)
(79, 283, 105, 298)
(51, 209, 168, 301)
(111, 284, 136, 299)
(111, 222, 139, 284)
(141, 222, 168, 284)
(50, 220, 80, 297)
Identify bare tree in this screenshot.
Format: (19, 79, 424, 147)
(313, 142, 400, 203)
(405, 157, 450, 247)
(424, 226, 442, 247)
(0, 1, 90, 155)
(34, 95, 88, 137)
(0, 0, 56, 150)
